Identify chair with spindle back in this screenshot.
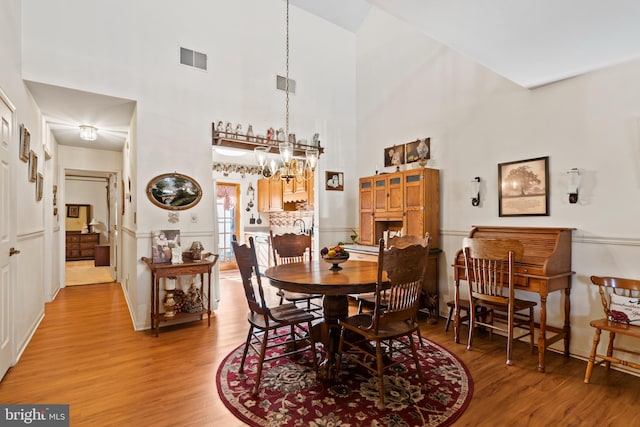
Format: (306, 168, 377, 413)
(584, 275, 640, 383)
(461, 237, 537, 366)
(270, 231, 323, 315)
(231, 235, 318, 395)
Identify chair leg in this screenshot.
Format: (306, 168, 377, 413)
(409, 334, 426, 386)
(416, 327, 425, 348)
(307, 321, 318, 371)
(506, 306, 514, 366)
(605, 332, 616, 370)
(253, 329, 269, 395)
(375, 340, 385, 410)
(466, 302, 475, 351)
(335, 327, 345, 375)
(445, 305, 454, 332)
(529, 306, 535, 353)
(584, 327, 602, 383)
(239, 326, 254, 373)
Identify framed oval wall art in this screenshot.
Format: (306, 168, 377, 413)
(146, 172, 203, 210)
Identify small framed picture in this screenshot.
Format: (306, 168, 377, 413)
(325, 171, 344, 191)
(405, 138, 430, 164)
(67, 205, 79, 218)
(384, 145, 404, 168)
(498, 156, 549, 216)
(20, 124, 30, 162)
(29, 150, 38, 182)
(151, 230, 181, 264)
(36, 173, 43, 201)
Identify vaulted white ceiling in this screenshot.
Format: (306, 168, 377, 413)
(27, 0, 640, 151)
(293, 0, 640, 88)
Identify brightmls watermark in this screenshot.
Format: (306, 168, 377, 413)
(0, 405, 69, 426)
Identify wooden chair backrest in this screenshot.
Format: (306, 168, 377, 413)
(231, 235, 269, 318)
(462, 238, 524, 304)
(387, 233, 430, 249)
(372, 235, 431, 331)
(590, 275, 640, 318)
(270, 231, 312, 265)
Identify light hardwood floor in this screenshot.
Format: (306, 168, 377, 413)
(0, 272, 637, 426)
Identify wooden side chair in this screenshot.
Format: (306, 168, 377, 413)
(461, 237, 536, 366)
(270, 231, 323, 315)
(355, 233, 431, 346)
(336, 238, 429, 410)
(584, 275, 640, 383)
(231, 235, 318, 395)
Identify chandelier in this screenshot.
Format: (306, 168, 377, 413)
(254, 0, 319, 184)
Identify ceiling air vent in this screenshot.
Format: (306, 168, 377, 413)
(180, 47, 207, 71)
(277, 75, 296, 94)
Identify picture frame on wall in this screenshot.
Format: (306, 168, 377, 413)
(325, 171, 344, 191)
(67, 205, 79, 218)
(498, 156, 549, 216)
(19, 124, 30, 162)
(29, 150, 38, 182)
(36, 173, 43, 201)
(384, 145, 405, 168)
(405, 137, 430, 164)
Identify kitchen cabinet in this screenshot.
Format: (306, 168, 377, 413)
(283, 172, 314, 207)
(257, 178, 283, 212)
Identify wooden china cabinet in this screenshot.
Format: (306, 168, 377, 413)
(357, 167, 440, 320)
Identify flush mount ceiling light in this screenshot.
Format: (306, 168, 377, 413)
(79, 125, 97, 141)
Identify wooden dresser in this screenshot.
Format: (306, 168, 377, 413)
(66, 232, 100, 261)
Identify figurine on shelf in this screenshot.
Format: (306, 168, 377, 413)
(277, 128, 286, 142)
(216, 121, 224, 134)
(267, 127, 275, 142)
(164, 292, 176, 317)
(225, 122, 233, 136)
(312, 132, 320, 147)
(184, 282, 203, 313)
(235, 123, 243, 137)
(247, 124, 254, 142)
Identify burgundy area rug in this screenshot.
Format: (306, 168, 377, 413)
(217, 335, 473, 426)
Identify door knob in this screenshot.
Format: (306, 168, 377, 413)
(9, 247, 20, 256)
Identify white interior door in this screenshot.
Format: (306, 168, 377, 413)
(0, 92, 15, 380)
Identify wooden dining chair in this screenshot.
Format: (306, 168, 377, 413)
(336, 238, 429, 410)
(461, 237, 536, 366)
(231, 235, 318, 395)
(270, 231, 323, 315)
(355, 233, 431, 346)
(584, 275, 640, 383)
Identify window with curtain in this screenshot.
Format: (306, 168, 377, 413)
(216, 184, 238, 264)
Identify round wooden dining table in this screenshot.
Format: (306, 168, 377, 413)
(264, 259, 385, 379)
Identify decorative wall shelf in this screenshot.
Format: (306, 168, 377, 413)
(211, 123, 324, 158)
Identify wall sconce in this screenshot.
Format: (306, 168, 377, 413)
(567, 168, 580, 204)
(470, 177, 481, 206)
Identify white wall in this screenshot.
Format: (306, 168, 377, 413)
(356, 9, 640, 363)
(21, 0, 356, 329)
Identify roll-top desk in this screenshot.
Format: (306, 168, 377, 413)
(452, 226, 575, 372)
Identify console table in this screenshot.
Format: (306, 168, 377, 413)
(142, 254, 219, 337)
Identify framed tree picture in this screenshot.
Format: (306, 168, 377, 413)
(498, 156, 549, 216)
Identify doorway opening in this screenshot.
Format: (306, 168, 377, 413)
(216, 182, 240, 270)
